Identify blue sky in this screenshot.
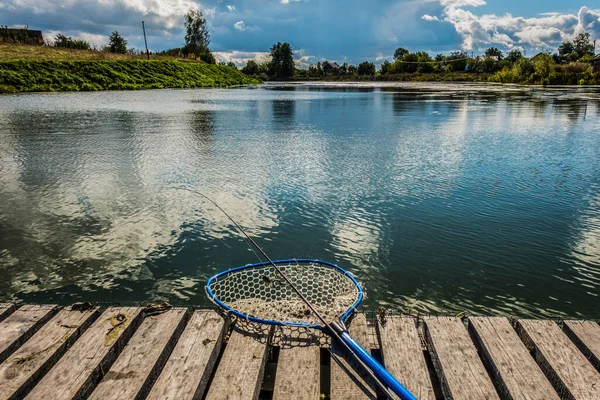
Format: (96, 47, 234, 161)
(1, 1, 599, 66)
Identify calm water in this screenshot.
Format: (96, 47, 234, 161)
(1, 82, 599, 319)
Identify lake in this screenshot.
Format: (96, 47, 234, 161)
(0, 82, 599, 319)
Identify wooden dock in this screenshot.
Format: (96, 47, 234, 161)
(0, 303, 599, 399)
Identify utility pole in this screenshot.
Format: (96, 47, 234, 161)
(142, 21, 149, 60)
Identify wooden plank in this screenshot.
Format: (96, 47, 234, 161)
(424, 316, 499, 400)
(205, 322, 270, 400)
(468, 317, 559, 400)
(0, 306, 100, 400)
(330, 313, 377, 399)
(0, 305, 58, 364)
(563, 320, 600, 372)
(377, 316, 435, 400)
(25, 307, 143, 400)
(272, 326, 321, 400)
(517, 319, 600, 400)
(147, 310, 227, 400)
(0, 304, 16, 322)
(88, 308, 188, 400)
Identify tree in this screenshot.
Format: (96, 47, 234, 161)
(269, 42, 295, 78)
(184, 8, 210, 59)
(533, 53, 554, 80)
(446, 51, 468, 72)
(573, 33, 594, 59)
(357, 61, 375, 75)
(227, 61, 237, 69)
(393, 47, 408, 60)
(506, 49, 523, 64)
(54, 33, 90, 50)
(380, 60, 391, 74)
(108, 31, 127, 54)
(484, 47, 503, 60)
(241, 60, 259, 75)
(558, 41, 575, 57)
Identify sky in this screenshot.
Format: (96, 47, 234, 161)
(1, 0, 599, 67)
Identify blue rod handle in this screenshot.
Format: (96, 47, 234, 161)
(339, 330, 418, 400)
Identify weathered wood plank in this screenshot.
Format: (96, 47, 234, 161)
(0, 304, 16, 322)
(88, 308, 188, 400)
(0, 306, 100, 400)
(147, 310, 227, 400)
(272, 326, 321, 400)
(563, 320, 600, 372)
(517, 319, 600, 400)
(468, 317, 558, 400)
(0, 305, 58, 364)
(25, 307, 143, 400)
(424, 316, 499, 400)
(330, 313, 377, 399)
(377, 316, 435, 400)
(205, 322, 270, 400)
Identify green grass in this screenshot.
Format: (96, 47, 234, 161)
(0, 60, 261, 93)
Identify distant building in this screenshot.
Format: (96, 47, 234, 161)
(0, 27, 44, 45)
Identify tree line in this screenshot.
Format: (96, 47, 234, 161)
(240, 34, 598, 84)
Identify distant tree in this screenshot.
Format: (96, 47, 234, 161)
(393, 47, 408, 60)
(357, 61, 375, 75)
(506, 49, 523, 64)
(53, 33, 91, 50)
(199, 51, 216, 64)
(348, 64, 357, 74)
(108, 31, 127, 53)
(269, 42, 295, 78)
(184, 8, 210, 59)
(557, 34, 594, 63)
(558, 41, 575, 57)
(446, 51, 468, 72)
(339, 62, 348, 75)
(241, 60, 259, 75)
(484, 47, 503, 60)
(533, 53, 554, 83)
(380, 60, 391, 74)
(573, 33, 594, 59)
(227, 61, 237, 69)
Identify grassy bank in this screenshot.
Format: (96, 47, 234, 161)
(0, 60, 261, 93)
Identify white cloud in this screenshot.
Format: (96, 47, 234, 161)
(233, 20, 246, 31)
(440, 0, 486, 7)
(280, 0, 302, 4)
(232, 19, 260, 33)
(422, 14, 440, 22)
(226, 5, 235, 11)
(431, 1, 599, 51)
(214, 50, 270, 66)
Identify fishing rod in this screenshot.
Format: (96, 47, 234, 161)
(173, 185, 414, 399)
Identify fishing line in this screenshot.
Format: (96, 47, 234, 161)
(170, 184, 399, 399)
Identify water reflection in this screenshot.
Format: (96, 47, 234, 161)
(0, 84, 599, 319)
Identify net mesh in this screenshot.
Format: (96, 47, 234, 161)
(208, 261, 361, 326)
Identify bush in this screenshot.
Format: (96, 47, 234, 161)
(54, 34, 91, 50)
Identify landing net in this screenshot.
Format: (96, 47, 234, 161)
(206, 259, 363, 327)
